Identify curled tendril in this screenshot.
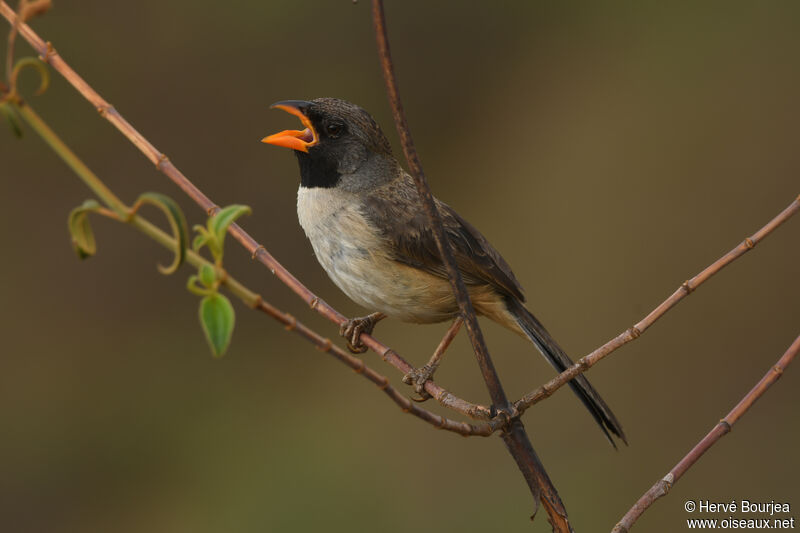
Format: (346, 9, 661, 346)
(5, 0, 52, 96)
(2, 57, 49, 105)
(10, 57, 49, 96)
(129, 192, 189, 275)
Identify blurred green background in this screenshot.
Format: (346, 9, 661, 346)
(1, 1, 798, 531)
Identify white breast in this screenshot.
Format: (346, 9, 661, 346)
(297, 186, 384, 307)
(296, 186, 455, 322)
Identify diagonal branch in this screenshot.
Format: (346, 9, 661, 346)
(611, 333, 800, 532)
(0, 0, 494, 424)
(371, 1, 571, 530)
(11, 96, 499, 438)
(370, 0, 504, 406)
(252, 297, 500, 437)
(5, 5, 795, 530)
(514, 195, 799, 415)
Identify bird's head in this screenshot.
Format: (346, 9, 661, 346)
(262, 97, 395, 189)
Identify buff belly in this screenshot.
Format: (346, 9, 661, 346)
(296, 186, 515, 327)
(297, 186, 454, 322)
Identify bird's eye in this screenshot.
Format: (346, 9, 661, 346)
(326, 122, 344, 138)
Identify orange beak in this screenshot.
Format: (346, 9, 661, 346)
(261, 101, 318, 153)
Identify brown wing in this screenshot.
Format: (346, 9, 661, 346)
(362, 175, 525, 302)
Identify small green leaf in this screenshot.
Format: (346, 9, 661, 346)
(192, 232, 209, 252)
(133, 192, 188, 274)
(208, 204, 251, 258)
(199, 293, 235, 358)
(67, 199, 101, 259)
(199, 263, 216, 288)
(0, 103, 23, 138)
(10, 57, 50, 96)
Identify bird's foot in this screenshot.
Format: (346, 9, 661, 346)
(339, 312, 385, 353)
(402, 364, 435, 401)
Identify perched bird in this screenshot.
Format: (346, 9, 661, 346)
(263, 97, 626, 446)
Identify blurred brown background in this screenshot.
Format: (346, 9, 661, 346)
(1, 1, 798, 532)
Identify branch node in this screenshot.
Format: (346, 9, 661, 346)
(661, 472, 674, 492)
(95, 103, 112, 116)
(317, 337, 333, 352)
(681, 280, 695, 294)
(381, 347, 394, 361)
(206, 205, 220, 217)
(743, 237, 755, 249)
(772, 364, 785, 376)
(718, 419, 732, 433)
(492, 406, 520, 431)
(251, 244, 265, 260)
(353, 358, 366, 374)
(155, 153, 169, 170)
(629, 325, 642, 339)
(284, 313, 297, 331)
(378, 377, 390, 390)
(309, 296, 320, 310)
(42, 41, 56, 62)
(249, 294, 263, 310)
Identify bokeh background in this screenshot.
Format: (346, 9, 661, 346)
(1, 1, 798, 532)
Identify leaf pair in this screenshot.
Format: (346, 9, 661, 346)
(192, 204, 251, 263)
(190, 204, 251, 358)
(67, 193, 250, 359)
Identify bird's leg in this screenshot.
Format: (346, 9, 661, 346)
(403, 316, 464, 399)
(340, 312, 386, 353)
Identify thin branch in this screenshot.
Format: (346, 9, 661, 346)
(12, 97, 498, 438)
(371, 1, 571, 531)
(251, 297, 499, 438)
(0, 1, 493, 423)
(370, 0, 505, 412)
(7, 7, 796, 530)
(514, 195, 800, 415)
(3, 0, 18, 81)
(611, 334, 800, 533)
(404, 316, 464, 397)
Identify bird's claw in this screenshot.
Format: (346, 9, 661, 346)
(402, 364, 434, 401)
(339, 312, 383, 354)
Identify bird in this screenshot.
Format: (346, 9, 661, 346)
(262, 97, 626, 446)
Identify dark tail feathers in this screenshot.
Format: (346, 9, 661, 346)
(506, 297, 627, 447)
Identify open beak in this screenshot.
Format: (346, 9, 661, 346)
(261, 100, 318, 153)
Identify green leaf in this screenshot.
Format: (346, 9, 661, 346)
(207, 204, 251, 258)
(67, 199, 101, 259)
(199, 293, 235, 358)
(199, 263, 216, 288)
(192, 231, 209, 252)
(133, 192, 188, 274)
(0, 103, 23, 138)
(10, 57, 50, 96)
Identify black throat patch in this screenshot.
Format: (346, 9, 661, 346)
(295, 150, 341, 189)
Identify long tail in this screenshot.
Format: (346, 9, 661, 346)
(505, 296, 627, 447)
